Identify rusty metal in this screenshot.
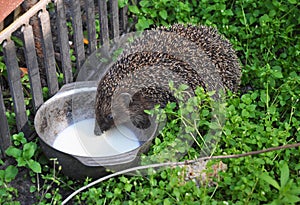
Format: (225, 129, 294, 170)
(0, 0, 24, 23)
(0, 0, 51, 44)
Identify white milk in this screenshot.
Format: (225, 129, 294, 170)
(52, 118, 140, 157)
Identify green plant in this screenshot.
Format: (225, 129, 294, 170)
(142, 84, 218, 165)
(5, 133, 41, 174)
(0, 162, 19, 204)
(0, 132, 41, 204)
(260, 162, 300, 204)
(77, 166, 212, 204)
(0, 0, 299, 204)
(128, 0, 194, 30)
(0, 46, 6, 75)
(67, 1, 300, 203)
(5, 111, 16, 130)
(34, 158, 65, 205)
(0, 133, 70, 204)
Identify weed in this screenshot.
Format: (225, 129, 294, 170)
(0, 163, 19, 204)
(0, 132, 41, 204)
(5, 133, 41, 174)
(0, 0, 299, 204)
(260, 161, 300, 204)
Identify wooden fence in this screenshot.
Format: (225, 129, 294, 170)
(0, 0, 131, 158)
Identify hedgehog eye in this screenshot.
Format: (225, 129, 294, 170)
(107, 113, 113, 121)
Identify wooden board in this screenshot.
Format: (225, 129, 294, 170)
(3, 39, 28, 133)
(39, 9, 59, 96)
(22, 24, 44, 112)
(0, 88, 11, 157)
(55, 0, 73, 83)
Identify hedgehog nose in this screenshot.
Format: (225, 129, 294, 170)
(94, 121, 103, 135)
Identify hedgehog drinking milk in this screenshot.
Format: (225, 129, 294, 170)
(94, 24, 241, 135)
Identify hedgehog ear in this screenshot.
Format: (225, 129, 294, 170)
(120, 92, 132, 106)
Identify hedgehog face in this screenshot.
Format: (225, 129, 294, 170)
(95, 90, 154, 134)
(95, 100, 115, 133)
(95, 92, 133, 133)
(99, 112, 115, 132)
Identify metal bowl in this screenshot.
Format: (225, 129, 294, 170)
(34, 81, 158, 179)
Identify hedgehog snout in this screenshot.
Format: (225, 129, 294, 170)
(99, 123, 112, 132)
(94, 113, 115, 134)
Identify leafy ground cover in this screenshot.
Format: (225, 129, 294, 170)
(1, 0, 300, 204)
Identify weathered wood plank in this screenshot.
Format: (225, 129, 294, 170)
(98, 0, 109, 45)
(109, 0, 119, 38)
(3, 39, 28, 133)
(0, 88, 11, 158)
(39, 9, 59, 96)
(55, 0, 73, 84)
(68, 0, 85, 70)
(120, 5, 128, 34)
(22, 24, 44, 112)
(85, 0, 97, 54)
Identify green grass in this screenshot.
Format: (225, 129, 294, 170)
(1, 0, 300, 204)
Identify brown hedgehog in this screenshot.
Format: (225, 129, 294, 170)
(94, 51, 204, 133)
(159, 24, 241, 92)
(94, 25, 241, 134)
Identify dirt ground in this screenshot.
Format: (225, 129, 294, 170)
(2, 157, 73, 204)
(9, 168, 38, 204)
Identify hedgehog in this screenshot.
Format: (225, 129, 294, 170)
(94, 24, 241, 134)
(159, 24, 241, 92)
(94, 51, 204, 134)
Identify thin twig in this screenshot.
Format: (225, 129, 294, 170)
(203, 142, 300, 160)
(62, 142, 300, 204)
